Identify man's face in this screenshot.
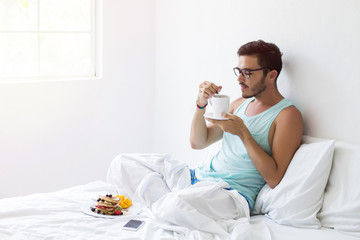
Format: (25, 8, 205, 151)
(237, 55, 267, 98)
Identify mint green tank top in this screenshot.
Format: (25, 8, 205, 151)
(195, 97, 294, 211)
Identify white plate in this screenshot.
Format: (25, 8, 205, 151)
(80, 201, 140, 219)
(204, 113, 229, 120)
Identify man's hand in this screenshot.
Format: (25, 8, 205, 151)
(197, 81, 222, 107)
(205, 113, 250, 140)
(190, 81, 224, 149)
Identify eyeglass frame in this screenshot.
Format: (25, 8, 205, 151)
(233, 67, 268, 79)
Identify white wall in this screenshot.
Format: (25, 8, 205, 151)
(0, 0, 156, 198)
(153, 0, 360, 167)
(2, 0, 360, 198)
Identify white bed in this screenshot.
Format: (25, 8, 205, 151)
(1, 136, 359, 240)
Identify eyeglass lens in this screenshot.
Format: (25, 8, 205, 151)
(234, 68, 250, 79)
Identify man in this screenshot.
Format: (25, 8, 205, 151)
(190, 39, 303, 212)
(109, 40, 303, 235)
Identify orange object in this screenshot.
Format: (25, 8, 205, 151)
(115, 195, 133, 209)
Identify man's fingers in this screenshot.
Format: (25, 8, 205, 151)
(202, 82, 222, 94)
(210, 84, 222, 94)
(208, 86, 218, 95)
(202, 87, 220, 99)
(221, 113, 235, 121)
(203, 88, 216, 97)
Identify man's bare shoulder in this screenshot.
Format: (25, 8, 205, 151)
(274, 105, 303, 134)
(277, 105, 303, 122)
(230, 97, 247, 113)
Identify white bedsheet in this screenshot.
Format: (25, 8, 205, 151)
(0, 181, 169, 240)
(0, 181, 357, 240)
(250, 215, 360, 240)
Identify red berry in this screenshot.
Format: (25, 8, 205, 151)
(114, 207, 122, 215)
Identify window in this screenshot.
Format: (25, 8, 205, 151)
(0, 0, 102, 82)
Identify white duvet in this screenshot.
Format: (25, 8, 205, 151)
(1, 180, 358, 240)
(0, 181, 266, 240)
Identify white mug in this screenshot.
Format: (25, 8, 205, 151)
(209, 94, 230, 118)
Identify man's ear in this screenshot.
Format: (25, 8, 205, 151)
(269, 70, 278, 81)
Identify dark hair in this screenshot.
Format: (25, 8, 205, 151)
(237, 40, 283, 78)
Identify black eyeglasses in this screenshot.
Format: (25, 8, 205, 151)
(233, 67, 267, 79)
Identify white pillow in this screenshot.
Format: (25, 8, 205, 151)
(317, 141, 360, 238)
(253, 136, 335, 228)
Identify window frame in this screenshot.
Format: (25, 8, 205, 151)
(0, 0, 103, 84)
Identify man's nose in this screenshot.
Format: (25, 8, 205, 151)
(237, 74, 245, 83)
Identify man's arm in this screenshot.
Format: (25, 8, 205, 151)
(190, 106, 223, 149)
(242, 106, 303, 188)
(190, 81, 223, 149)
(207, 106, 303, 188)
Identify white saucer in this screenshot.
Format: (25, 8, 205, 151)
(204, 113, 229, 120)
(80, 201, 140, 219)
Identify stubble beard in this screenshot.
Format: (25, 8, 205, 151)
(241, 75, 267, 98)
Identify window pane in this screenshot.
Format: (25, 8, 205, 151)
(0, 33, 38, 78)
(0, 0, 38, 31)
(39, 33, 92, 76)
(0, 0, 97, 81)
(39, 0, 92, 31)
